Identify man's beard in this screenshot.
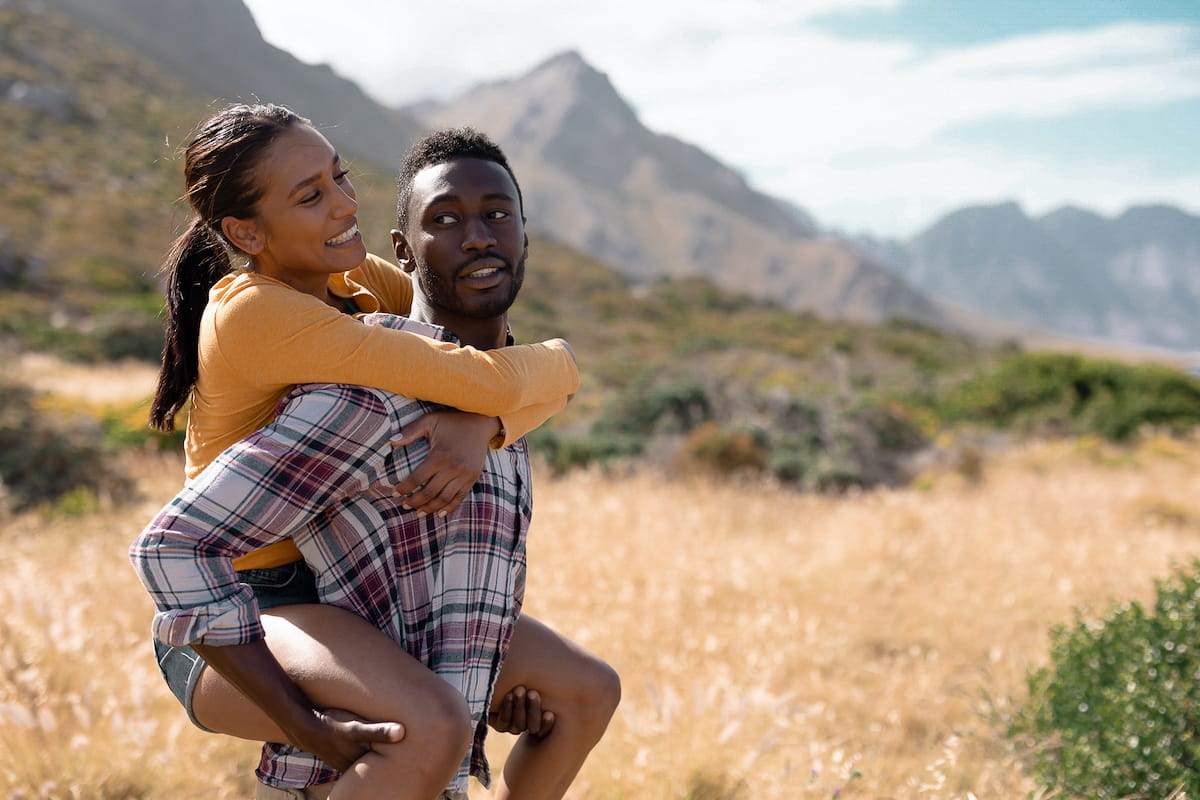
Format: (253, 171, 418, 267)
(414, 253, 526, 319)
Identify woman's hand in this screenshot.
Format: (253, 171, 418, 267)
(285, 707, 405, 773)
(388, 410, 499, 516)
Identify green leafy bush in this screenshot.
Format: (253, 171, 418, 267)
(0, 301, 163, 363)
(592, 377, 712, 438)
(765, 400, 925, 491)
(528, 377, 714, 473)
(933, 353, 1200, 441)
(0, 378, 129, 512)
(677, 422, 768, 475)
(100, 402, 184, 452)
(525, 427, 643, 475)
(1010, 561, 1200, 798)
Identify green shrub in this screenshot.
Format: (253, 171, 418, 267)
(765, 400, 924, 491)
(1010, 561, 1200, 798)
(0, 378, 129, 512)
(525, 428, 644, 475)
(89, 304, 165, 362)
(100, 403, 184, 452)
(677, 422, 768, 475)
(0, 297, 163, 363)
(934, 353, 1200, 441)
(593, 377, 712, 438)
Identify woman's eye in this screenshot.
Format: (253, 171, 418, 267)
(301, 191, 320, 205)
(433, 213, 456, 224)
(334, 169, 350, 183)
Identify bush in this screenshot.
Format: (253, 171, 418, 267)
(1010, 560, 1200, 798)
(100, 401, 184, 452)
(528, 376, 714, 473)
(0, 297, 163, 363)
(934, 353, 1200, 441)
(525, 427, 643, 475)
(765, 400, 925, 491)
(676, 422, 768, 476)
(0, 378, 129, 512)
(593, 377, 712, 438)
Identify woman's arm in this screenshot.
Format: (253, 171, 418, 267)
(210, 280, 578, 416)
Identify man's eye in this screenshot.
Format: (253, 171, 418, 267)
(433, 213, 456, 224)
(487, 210, 510, 220)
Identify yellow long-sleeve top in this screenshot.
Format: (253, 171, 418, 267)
(185, 253, 577, 570)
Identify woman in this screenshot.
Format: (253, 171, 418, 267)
(139, 104, 586, 799)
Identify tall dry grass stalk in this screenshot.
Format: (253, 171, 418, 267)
(3, 434, 1200, 798)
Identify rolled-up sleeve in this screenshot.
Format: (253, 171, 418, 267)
(130, 385, 395, 646)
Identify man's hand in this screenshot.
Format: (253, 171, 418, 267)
(285, 708, 405, 773)
(489, 685, 556, 738)
(389, 410, 498, 516)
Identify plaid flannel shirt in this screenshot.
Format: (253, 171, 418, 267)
(131, 314, 530, 791)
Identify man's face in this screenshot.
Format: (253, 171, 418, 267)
(394, 157, 527, 321)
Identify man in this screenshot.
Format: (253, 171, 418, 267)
(132, 129, 620, 800)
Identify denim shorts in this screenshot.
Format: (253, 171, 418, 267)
(153, 560, 319, 731)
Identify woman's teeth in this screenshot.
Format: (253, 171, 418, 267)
(326, 224, 358, 246)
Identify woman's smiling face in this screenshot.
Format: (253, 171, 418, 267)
(231, 123, 366, 293)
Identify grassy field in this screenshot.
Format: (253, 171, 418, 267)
(3, 433, 1200, 798)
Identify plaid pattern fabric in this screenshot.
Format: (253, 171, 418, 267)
(131, 314, 530, 792)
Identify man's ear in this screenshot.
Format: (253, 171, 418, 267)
(391, 229, 414, 273)
(221, 216, 263, 256)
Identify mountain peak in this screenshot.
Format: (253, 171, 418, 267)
(524, 49, 636, 126)
(533, 49, 591, 72)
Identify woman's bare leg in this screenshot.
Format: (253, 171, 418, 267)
(489, 615, 621, 800)
(192, 603, 472, 800)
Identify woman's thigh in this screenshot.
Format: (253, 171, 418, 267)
(193, 603, 458, 741)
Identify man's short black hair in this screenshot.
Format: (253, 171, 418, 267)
(395, 127, 523, 232)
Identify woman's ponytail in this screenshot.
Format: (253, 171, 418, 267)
(149, 219, 232, 432)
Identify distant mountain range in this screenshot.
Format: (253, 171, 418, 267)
(45, 0, 1200, 353)
(856, 202, 1200, 351)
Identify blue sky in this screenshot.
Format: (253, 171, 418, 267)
(242, 0, 1200, 238)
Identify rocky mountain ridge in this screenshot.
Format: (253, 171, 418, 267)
(50, 0, 425, 167)
(863, 202, 1200, 350)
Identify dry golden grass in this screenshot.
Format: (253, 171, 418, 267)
(11, 353, 159, 405)
(4, 434, 1200, 798)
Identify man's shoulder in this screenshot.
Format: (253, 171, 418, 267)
(358, 312, 453, 343)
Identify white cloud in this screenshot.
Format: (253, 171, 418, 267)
(758, 142, 1200, 237)
(242, 1, 1200, 236)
